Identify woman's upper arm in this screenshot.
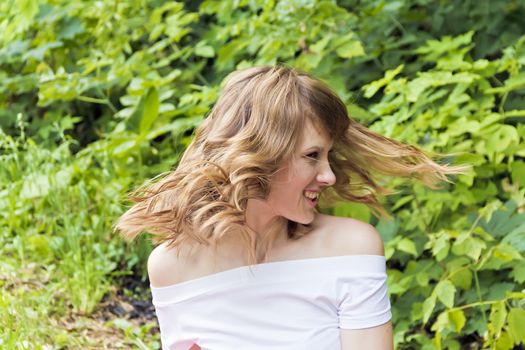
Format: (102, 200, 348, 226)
(148, 243, 189, 287)
(340, 321, 393, 350)
(331, 218, 392, 349)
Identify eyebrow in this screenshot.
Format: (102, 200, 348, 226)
(304, 145, 333, 153)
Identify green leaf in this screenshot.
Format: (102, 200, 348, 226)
(493, 243, 523, 262)
(506, 292, 525, 299)
(145, 116, 203, 142)
(485, 125, 519, 154)
(449, 268, 472, 290)
(195, 42, 215, 57)
(23, 41, 63, 61)
(430, 233, 450, 261)
(431, 310, 450, 333)
(57, 17, 85, 40)
(126, 88, 160, 135)
(448, 309, 466, 332)
(508, 308, 525, 344)
(362, 65, 404, 98)
(489, 301, 507, 337)
(0, 39, 30, 57)
(333, 202, 370, 223)
(415, 31, 474, 61)
(112, 139, 137, 157)
(217, 40, 248, 70)
(510, 263, 525, 283)
(452, 235, 486, 261)
(422, 293, 436, 324)
(19, 0, 39, 23)
(480, 200, 525, 237)
(126, 96, 145, 132)
(336, 39, 365, 59)
(375, 218, 399, 243)
(495, 331, 514, 350)
(346, 103, 377, 123)
(501, 223, 525, 253)
(435, 280, 456, 308)
(416, 272, 429, 287)
(486, 283, 515, 302)
(447, 117, 480, 136)
(140, 88, 160, 135)
(391, 194, 413, 211)
(397, 238, 418, 256)
(510, 161, 525, 187)
(310, 36, 331, 53)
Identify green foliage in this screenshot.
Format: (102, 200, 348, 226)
(365, 29, 525, 348)
(1, 0, 525, 348)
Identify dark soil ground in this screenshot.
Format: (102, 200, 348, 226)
(72, 275, 160, 349)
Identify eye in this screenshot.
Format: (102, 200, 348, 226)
(305, 151, 319, 160)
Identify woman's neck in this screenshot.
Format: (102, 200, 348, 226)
(245, 198, 276, 232)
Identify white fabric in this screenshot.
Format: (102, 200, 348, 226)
(151, 255, 391, 350)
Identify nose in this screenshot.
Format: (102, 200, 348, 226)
(317, 161, 336, 187)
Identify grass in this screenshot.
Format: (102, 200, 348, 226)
(0, 126, 159, 349)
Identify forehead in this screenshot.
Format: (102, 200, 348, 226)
(299, 119, 333, 149)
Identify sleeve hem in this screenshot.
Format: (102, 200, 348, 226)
(339, 310, 392, 330)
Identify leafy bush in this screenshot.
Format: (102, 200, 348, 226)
(363, 31, 525, 349)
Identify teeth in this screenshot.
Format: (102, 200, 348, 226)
(304, 191, 319, 200)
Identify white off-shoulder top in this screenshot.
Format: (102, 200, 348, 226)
(151, 255, 391, 350)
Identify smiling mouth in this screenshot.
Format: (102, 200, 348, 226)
(304, 191, 319, 200)
(304, 191, 319, 206)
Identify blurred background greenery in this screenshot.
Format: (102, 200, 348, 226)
(1, 0, 524, 349)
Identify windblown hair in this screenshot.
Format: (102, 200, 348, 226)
(115, 65, 465, 262)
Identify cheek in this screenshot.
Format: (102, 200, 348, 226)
(274, 172, 312, 200)
(293, 164, 317, 184)
(268, 163, 314, 200)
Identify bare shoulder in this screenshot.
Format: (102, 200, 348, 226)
(147, 241, 201, 288)
(148, 239, 245, 287)
(314, 213, 385, 257)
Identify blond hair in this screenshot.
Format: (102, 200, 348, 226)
(115, 65, 465, 262)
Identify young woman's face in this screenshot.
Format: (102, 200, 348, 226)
(266, 120, 336, 224)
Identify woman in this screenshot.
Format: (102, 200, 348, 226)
(116, 66, 462, 349)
